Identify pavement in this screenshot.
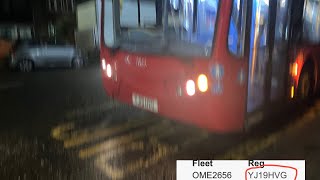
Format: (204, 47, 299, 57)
(0, 64, 319, 180)
(251, 104, 320, 180)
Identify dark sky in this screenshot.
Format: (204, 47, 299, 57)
(0, 0, 91, 23)
(0, 0, 34, 23)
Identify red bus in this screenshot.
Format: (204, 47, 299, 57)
(100, 0, 320, 133)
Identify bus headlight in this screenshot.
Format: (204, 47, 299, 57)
(197, 74, 208, 92)
(186, 80, 195, 96)
(292, 62, 298, 77)
(102, 58, 107, 70)
(106, 64, 112, 78)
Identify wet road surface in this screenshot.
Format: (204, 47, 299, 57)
(0, 65, 319, 179)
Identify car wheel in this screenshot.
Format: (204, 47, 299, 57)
(18, 59, 34, 72)
(298, 66, 314, 99)
(72, 58, 83, 69)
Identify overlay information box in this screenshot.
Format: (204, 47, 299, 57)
(176, 160, 305, 180)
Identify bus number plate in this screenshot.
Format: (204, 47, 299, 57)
(132, 93, 158, 113)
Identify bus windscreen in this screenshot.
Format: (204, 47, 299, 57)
(104, 0, 219, 57)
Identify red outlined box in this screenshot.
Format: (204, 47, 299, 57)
(245, 164, 298, 180)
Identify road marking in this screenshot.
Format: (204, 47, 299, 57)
(51, 122, 75, 140)
(95, 141, 145, 179)
(63, 118, 155, 148)
(95, 138, 177, 179)
(0, 81, 23, 90)
(65, 101, 121, 119)
(92, 124, 207, 179)
(217, 100, 320, 160)
(78, 120, 172, 159)
(52, 114, 210, 179)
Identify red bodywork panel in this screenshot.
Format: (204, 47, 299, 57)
(100, 1, 248, 133)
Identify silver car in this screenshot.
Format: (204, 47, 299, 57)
(9, 40, 84, 72)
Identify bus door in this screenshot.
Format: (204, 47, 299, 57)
(270, 0, 290, 101)
(247, 0, 290, 113)
(247, 0, 270, 113)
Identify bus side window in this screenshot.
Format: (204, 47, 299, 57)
(302, 0, 320, 44)
(228, 0, 246, 56)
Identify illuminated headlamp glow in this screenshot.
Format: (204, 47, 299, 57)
(197, 74, 208, 92)
(102, 58, 106, 70)
(106, 64, 112, 78)
(186, 80, 196, 96)
(292, 62, 298, 77)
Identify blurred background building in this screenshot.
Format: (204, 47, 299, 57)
(34, 0, 76, 43)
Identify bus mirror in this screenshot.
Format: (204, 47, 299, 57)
(104, 0, 120, 48)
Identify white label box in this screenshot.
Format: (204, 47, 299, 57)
(176, 160, 305, 180)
